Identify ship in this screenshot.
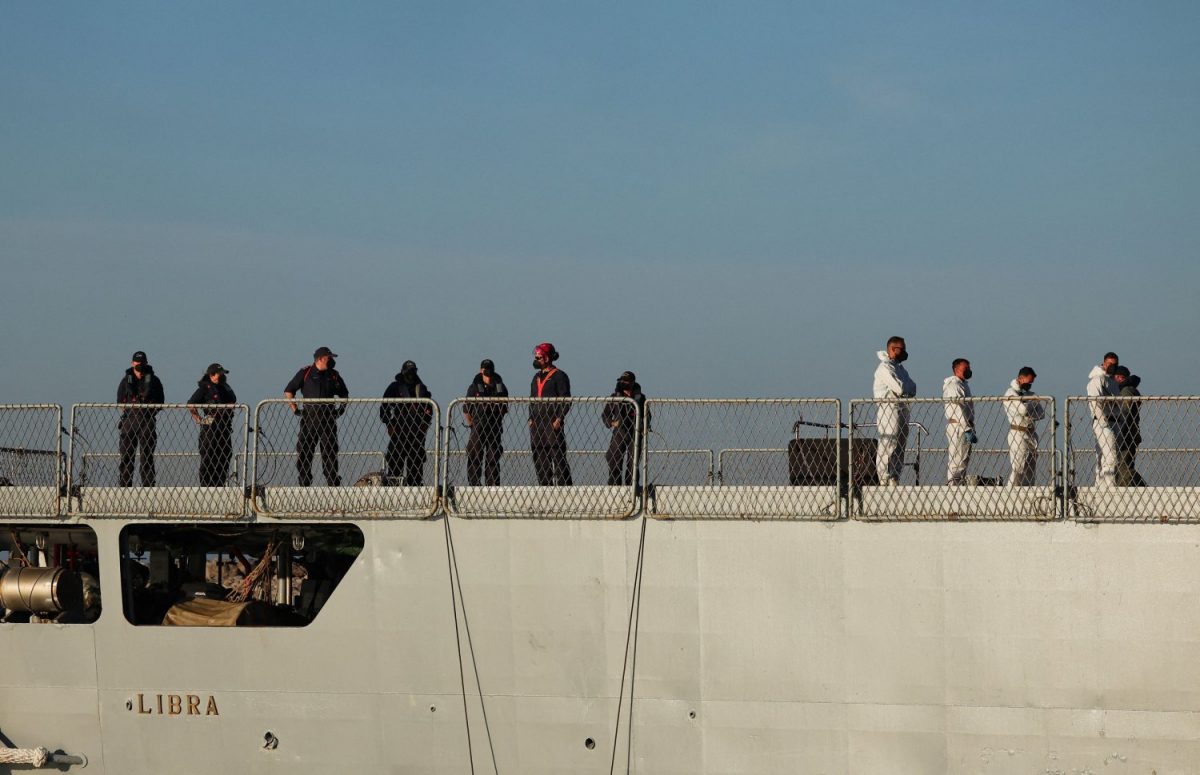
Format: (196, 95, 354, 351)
(1, 390, 1197, 774)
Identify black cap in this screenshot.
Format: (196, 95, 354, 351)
(313, 347, 337, 360)
(131, 351, 148, 364)
(401, 360, 418, 373)
(480, 359, 494, 371)
(1114, 365, 1131, 378)
(618, 371, 636, 384)
(206, 363, 229, 376)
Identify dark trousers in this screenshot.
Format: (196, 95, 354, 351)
(606, 428, 640, 486)
(296, 415, 340, 486)
(386, 430, 427, 486)
(199, 424, 233, 487)
(1116, 445, 1147, 487)
(531, 424, 571, 486)
(118, 417, 157, 487)
(466, 429, 503, 485)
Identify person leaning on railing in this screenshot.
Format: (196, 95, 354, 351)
(464, 359, 508, 486)
(529, 342, 572, 486)
(188, 364, 236, 487)
(379, 361, 434, 486)
(1004, 367, 1044, 487)
(1112, 366, 1146, 487)
(284, 347, 348, 487)
(117, 350, 165, 487)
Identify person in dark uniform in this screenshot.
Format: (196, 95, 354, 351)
(1113, 366, 1147, 487)
(529, 342, 571, 486)
(464, 359, 509, 485)
(187, 364, 237, 487)
(603, 371, 647, 486)
(284, 347, 349, 486)
(117, 351, 165, 487)
(380, 361, 434, 486)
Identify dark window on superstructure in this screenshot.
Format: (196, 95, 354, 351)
(119, 524, 363, 627)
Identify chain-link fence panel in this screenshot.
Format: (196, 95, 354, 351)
(67, 404, 249, 518)
(849, 397, 1057, 521)
(643, 399, 841, 520)
(252, 398, 439, 518)
(0, 405, 64, 517)
(442, 397, 640, 519)
(1066, 396, 1200, 522)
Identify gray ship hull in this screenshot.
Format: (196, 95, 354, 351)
(4, 517, 1198, 774)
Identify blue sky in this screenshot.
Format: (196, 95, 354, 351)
(2, 1, 1197, 407)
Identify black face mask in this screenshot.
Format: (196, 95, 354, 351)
(1019, 382, 1033, 393)
(1105, 364, 1117, 376)
(403, 372, 418, 385)
(895, 350, 908, 363)
(326, 358, 337, 370)
(533, 359, 544, 370)
(962, 369, 973, 381)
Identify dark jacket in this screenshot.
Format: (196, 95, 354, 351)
(465, 372, 509, 431)
(285, 365, 349, 400)
(1118, 377, 1142, 447)
(380, 375, 434, 431)
(117, 366, 165, 408)
(529, 368, 571, 425)
(188, 378, 237, 406)
(188, 378, 237, 426)
(602, 386, 647, 433)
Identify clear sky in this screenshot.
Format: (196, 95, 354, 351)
(2, 1, 1197, 408)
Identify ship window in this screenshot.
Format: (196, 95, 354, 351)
(119, 524, 363, 627)
(1, 524, 101, 625)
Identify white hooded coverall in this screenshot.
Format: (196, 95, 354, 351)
(1086, 365, 1119, 486)
(943, 375, 974, 485)
(1004, 380, 1045, 486)
(874, 351, 917, 484)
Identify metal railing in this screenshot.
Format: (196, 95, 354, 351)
(1, 394, 1196, 522)
(1065, 396, 1200, 522)
(67, 404, 250, 518)
(643, 399, 842, 520)
(0, 405, 63, 517)
(849, 396, 1057, 521)
(443, 397, 641, 519)
(252, 398, 440, 518)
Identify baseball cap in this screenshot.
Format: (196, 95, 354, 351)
(313, 347, 337, 360)
(480, 359, 495, 371)
(206, 363, 229, 376)
(131, 351, 148, 364)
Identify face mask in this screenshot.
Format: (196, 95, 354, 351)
(403, 372, 417, 384)
(1105, 364, 1117, 375)
(1019, 382, 1033, 393)
(962, 369, 973, 380)
(895, 350, 908, 363)
(326, 358, 336, 370)
(532, 358, 544, 369)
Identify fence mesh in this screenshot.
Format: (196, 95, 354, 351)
(443, 397, 640, 518)
(0, 405, 63, 517)
(849, 396, 1057, 520)
(68, 404, 249, 518)
(643, 399, 841, 520)
(1066, 396, 1200, 522)
(252, 398, 439, 518)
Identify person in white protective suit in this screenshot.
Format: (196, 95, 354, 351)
(1086, 352, 1120, 486)
(1004, 367, 1045, 486)
(942, 358, 976, 486)
(873, 336, 917, 485)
